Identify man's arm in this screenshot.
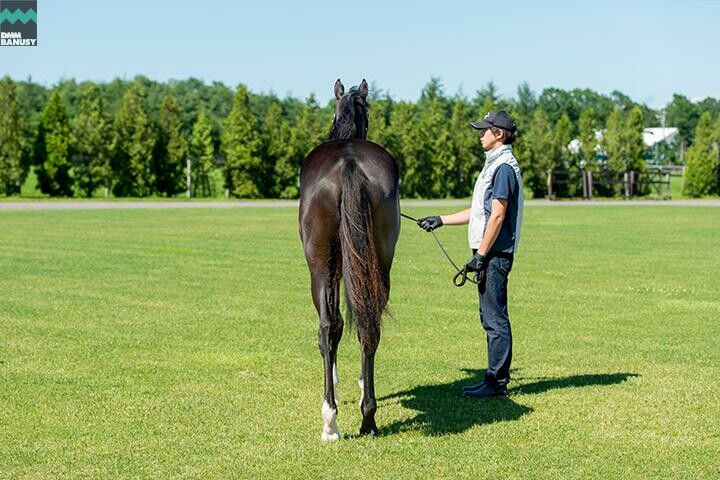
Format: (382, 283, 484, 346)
(475, 199, 507, 255)
(440, 208, 471, 226)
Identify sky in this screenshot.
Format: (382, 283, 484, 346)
(1, 0, 719, 107)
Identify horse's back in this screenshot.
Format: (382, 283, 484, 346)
(299, 139, 399, 266)
(300, 140, 398, 200)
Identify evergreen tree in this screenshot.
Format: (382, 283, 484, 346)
(473, 80, 505, 114)
(72, 84, 112, 197)
(555, 113, 574, 168)
(513, 82, 537, 121)
(414, 95, 448, 198)
(683, 112, 719, 197)
(388, 101, 420, 197)
(112, 82, 156, 196)
(261, 103, 297, 198)
(0, 77, 29, 195)
(36, 90, 73, 196)
(222, 84, 262, 198)
(604, 109, 625, 172)
(524, 108, 555, 197)
(190, 111, 215, 197)
(367, 95, 391, 148)
(508, 84, 536, 191)
(293, 93, 326, 165)
(155, 94, 188, 196)
(715, 116, 720, 192)
(554, 113, 575, 197)
(578, 108, 599, 171)
(624, 106, 647, 173)
(665, 94, 699, 160)
(448, 97, 478, 198)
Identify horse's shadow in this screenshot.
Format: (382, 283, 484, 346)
(377, 369, 640, 436)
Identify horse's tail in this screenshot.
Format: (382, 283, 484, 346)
(339, 159, 387, 348)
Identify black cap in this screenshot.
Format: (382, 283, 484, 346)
(470, 110, 517, 132)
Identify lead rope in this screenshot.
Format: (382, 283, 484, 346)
(400, 212, 478, 287)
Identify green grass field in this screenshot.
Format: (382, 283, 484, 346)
(1, 205, 719, 478)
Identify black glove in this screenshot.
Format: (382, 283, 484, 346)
(465, 253, 487, 273)
(417, 216, 443, 232)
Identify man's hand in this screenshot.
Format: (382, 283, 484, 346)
(465, 252, 486, 272)
(417, 216, 443, 232)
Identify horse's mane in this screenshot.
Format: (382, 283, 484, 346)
(328, 88, 369, 141)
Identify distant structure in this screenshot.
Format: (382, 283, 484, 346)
(642, 127, 678, 148)
(569, 127, 679, 164)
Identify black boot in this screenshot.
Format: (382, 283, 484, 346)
(463, 383, 508, 398)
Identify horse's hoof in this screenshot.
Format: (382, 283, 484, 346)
(321, 431, 341, 441)
(359, 426, 378, 436)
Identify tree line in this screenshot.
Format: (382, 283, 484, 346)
(1, 75, 719, 199)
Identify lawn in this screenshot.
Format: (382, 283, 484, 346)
(1, 205, 719, 478)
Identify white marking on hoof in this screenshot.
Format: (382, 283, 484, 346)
(358, 378, 364, 408)
(321, 400, 341, 441)
(321, 430, 341, 442)
(333, 363, 340, 403)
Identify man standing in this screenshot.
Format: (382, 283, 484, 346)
(418, 110, 524, 398)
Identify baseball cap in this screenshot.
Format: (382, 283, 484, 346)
(470, 110, 517, 132)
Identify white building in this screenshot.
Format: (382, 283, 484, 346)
(568, 127, 679, 154)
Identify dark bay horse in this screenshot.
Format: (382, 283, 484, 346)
(298, 79, 400, 440)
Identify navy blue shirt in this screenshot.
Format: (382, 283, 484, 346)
(483, 164, 520, 254)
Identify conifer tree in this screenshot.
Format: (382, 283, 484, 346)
(155, 94, 188, 196)
(294, 93, 326, 160)
(578, 108, 599, 171)
(448, 98, 478, 198)
(625, 106, 646, 172)
(513, 82, 537, 120)
(555, 113, 574, 168)
(715, 116, 720, 192)
(72, 84, 112, 197)
(554, 113, 575, 196)
(387, 101, 419, 196)
(190, 111, 215, 197)
(113, 82, 156, 196)
(415, 95, 447, 198)
(524, 108, 555, 197)
(412, 80, 449, 197)
(604, 109, 625, 172)
(36, 90, 73, 196)
(367, 95, 391, 148)
(261, 103, 297, 198)
(0, 77, 29, 195)
(222, 84, 261, 198)
(683, 112, 719, 197)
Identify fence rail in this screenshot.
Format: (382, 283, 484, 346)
(546, 165, 684, 200)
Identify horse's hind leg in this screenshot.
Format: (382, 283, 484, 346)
(357, 204, 398, 436)
(358, 329, 380, 435)
(311, 268, 344, 441)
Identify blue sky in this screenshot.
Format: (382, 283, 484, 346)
(1, 0, 719, 107)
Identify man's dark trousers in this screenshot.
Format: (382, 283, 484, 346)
(478, 253, 514, 388)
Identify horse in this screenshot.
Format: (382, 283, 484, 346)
(298, 79, 400, 440)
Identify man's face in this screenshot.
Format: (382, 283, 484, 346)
(479, 127, 504, 151)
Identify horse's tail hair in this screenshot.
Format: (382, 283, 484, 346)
(339, 159, 387, 349)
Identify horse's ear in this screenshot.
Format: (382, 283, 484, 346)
(334, 79, 345, 100)
(358, 79, 368, 100)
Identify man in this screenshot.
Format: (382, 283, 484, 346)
(418, 110, 524, 398)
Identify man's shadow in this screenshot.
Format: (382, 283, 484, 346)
(377, 369, 639, 436)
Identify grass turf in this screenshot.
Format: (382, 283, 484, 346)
(1, 205, 719, 478)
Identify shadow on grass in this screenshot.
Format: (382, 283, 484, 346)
(376, 369, 639, 436)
